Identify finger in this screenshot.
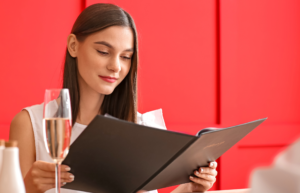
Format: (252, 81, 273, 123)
(61, 165, 71, 172)
(209, 161, 218, 169)
(32, 168, 74, 180)
(33, 177, 74, 184)
(61, 172, 75, 181)
(34, 161, 56, 172)
(189, 176, 214, 189)
(34, 161, 71, 172)
(194, 170, 216, 182)
(197, 167, 218, 176)
(136, 191, 147, 193)
(31, 167, 55, 178)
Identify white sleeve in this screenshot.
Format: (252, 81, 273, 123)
(137, 109, 167, 130)
(147, 190, 159, 193)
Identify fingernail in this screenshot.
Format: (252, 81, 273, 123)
(62, 182, 67, 185)
(190, 176, 194, 179)
(200, 168, 204, 173)
(69, 175, 75, 179)
(210, 162, 214, 167)
(195, 170, 200, 175)
(65, 167, 71, 171)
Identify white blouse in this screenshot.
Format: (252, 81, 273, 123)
(24, 103, 167, 193)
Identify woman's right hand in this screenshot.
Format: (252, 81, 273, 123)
(24, 161, 74, 193)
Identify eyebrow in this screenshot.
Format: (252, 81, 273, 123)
(94, 41, 134, 52)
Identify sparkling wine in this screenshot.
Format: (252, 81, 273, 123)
(44, 89, 72, 193)
(43, 118, 72, 163)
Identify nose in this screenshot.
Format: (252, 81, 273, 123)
(107, 57, 121, 73)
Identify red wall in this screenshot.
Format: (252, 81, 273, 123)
(0, 0, 83, 138)
(1, 0, 300, 192)
(220, 0, 300, 189)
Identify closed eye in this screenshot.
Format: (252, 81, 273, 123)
(97, 50, 108, 55)
(121, 56, 131, 60)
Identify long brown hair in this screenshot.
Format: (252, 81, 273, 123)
(62, 3, 138, 125)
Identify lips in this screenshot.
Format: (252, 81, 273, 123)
(99, 76, 117, 83)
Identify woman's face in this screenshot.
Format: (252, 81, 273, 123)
(71, 26, 134, 95)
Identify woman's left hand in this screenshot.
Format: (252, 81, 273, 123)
(140, 162, 218, 193)
(187, 161, 218, 192)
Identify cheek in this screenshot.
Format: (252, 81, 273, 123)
(77, 49, 95, 71)
(76, 49, 105, 80)
(120, 63, 131, 80)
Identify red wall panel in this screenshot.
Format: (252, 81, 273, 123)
(0, 0, 82, 139)
(220, 0, 300, 189)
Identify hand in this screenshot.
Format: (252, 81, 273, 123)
(24, 160, 74, 193)
(188, 161, 218, 192)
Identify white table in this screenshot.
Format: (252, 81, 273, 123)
(207, 189, 250, 193)
(184, 189, 250, 193)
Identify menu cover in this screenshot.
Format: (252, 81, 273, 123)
(62, 116, 267, 193)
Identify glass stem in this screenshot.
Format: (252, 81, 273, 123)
(55, 163, 61, 193)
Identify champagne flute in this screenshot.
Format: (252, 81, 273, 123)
(43, 89, 72, 193)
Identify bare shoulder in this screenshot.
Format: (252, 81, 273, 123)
(10, 110, 33, 138)
(10, 110, 36, 177)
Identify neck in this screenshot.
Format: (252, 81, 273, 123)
(76, 78, 104, 126)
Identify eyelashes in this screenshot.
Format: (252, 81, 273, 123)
(122, 56, 131, 60)
(96, 50, 132, 60)
(97, 50, 108, 55)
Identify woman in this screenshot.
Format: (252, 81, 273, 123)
(9, 3, 217, 193)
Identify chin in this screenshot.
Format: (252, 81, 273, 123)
(97, 87, 115, 95)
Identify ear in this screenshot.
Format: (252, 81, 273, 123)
(67, 34, 79, 58)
